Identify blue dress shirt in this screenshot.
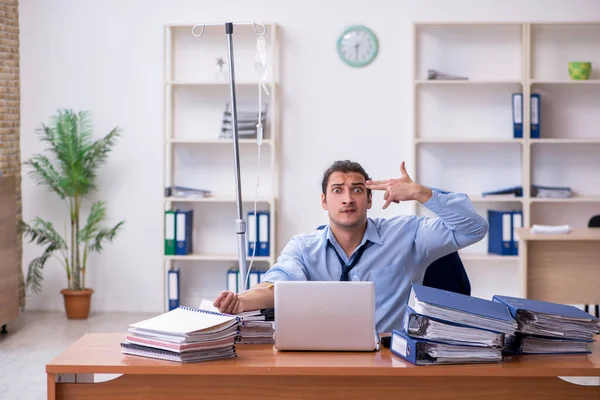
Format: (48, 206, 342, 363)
(261, 189, 489, 333)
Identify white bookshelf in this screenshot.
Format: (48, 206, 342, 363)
(412, 22, 600, 300)
(162, 23, 280, 311)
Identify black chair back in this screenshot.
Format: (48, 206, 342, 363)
(422, 251, 471, 296)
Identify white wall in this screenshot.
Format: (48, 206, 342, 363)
(19, 0, 600, 312)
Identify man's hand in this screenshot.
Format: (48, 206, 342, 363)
(365, 161, 433, 209)
(213, 290, 244, 314)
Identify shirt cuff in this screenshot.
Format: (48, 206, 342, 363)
(422, 188, 462, 214)
(260, 268, 292, 283)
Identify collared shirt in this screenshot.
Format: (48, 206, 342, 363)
(261, 189, 489, 333)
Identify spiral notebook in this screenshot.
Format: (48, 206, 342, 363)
(128, 305, 240, 341)
(120, 342, 237, 363)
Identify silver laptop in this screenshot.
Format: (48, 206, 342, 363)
(274, 281, 379, 351)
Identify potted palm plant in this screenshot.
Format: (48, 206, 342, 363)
(20, 109, 125, 319)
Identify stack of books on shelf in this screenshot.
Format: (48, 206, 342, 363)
(120, 306, 241, 363)
(219, 103, 268, 139)
(165, 185, 212, 199)
(390, 284, 517, 366)
(532, 184, 573, 199)
(200, 300, 275, 344)
(493, 295, 600, 355)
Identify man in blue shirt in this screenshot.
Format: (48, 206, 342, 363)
(214, 160, 488, 333)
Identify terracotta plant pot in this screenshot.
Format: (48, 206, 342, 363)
(60, 288, 94, 319)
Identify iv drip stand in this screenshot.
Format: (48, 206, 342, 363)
(224, 22, 249, 294)
(193, 21, 267, 294)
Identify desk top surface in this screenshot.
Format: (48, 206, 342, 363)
(46, 333, 600, 377)
(516, 228, 600, 241)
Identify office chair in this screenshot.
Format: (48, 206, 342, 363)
(422, 251, 471, 296)
(585, 215, 600, 318)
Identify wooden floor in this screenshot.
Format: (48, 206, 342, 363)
(0, 310, 154, 400)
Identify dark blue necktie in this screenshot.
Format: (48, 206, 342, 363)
(328, 240, 371, 281)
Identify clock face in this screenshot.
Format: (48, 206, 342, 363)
(337, 25, 378, 68)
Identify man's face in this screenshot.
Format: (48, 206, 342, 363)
(321, 171, 372, 229)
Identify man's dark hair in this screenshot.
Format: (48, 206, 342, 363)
(321, 160, 372, 197)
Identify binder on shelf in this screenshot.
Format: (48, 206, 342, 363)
(530, 93, 540, 139)
(487, 210, 513, 256)
(249, 270, 260, 288)
(482, 186, 523, 198)
(511, 211, 522, 256)
(175, 209, 193, 256)
(512, 93, 523, 139)
(247, 211, 257, 256)
(257, 211, 270, 257)
(164, 210, 177, 255)
(167, 268, 180, 311)
(227, 268, 238, 293)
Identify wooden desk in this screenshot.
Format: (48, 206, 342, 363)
(516, 228, 600, 303)
(47, 333, 600, 400)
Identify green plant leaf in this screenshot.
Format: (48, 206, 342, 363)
(25, 244, 58, 294)
(23, 154, 67, 199)
(88, 221, 125, 253)
(79, 201, 107, 243)
(20, 218, 68, 250)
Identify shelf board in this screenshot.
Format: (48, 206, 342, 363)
(165, 254, 273, 262)
(416, 138, 523, 144)
(167, 138, 272, 145)
(516, 227, 600, 241)
(530, 138, 600, 144)
(459, 253, 519, 261)
(530, 196, 600, 203)
(166, 80, 276, 87)
(415, 79, 521, 85)
(468, 195, 524, 203)
(165, 196, 274, 204)
(531, 79, 600, 85)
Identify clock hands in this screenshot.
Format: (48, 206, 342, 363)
(354, 42, 359, 60)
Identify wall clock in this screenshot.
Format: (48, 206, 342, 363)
(336, 25, 379, 68)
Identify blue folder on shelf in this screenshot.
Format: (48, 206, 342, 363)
(408, 284, 517, 335)
(175, 209, 193, 255)
(390, 329, 503, 365)
(167, 268, 180, 311)
(247, 211, 257, 257)
(512, 93, 523, 139)
(530, 93, 540, 138)
(488, 210, 521, 256)
(257, 211, 270, 257)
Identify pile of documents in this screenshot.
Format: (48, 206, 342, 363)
(199, 300, 275, 344)
(391, 284, 517, 365)
(493, 295, 600, 355)
(531, 184, 573, 198)
(219, 103, 267, 139)
(121, 306, 241, 363)
(237, 309, 275, 344)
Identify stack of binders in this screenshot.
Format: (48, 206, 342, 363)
(121, 306, 241, 363)
(219, 103, 268, 139)
(493, 295, 600, 355)
(391, 284, 517, 365)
